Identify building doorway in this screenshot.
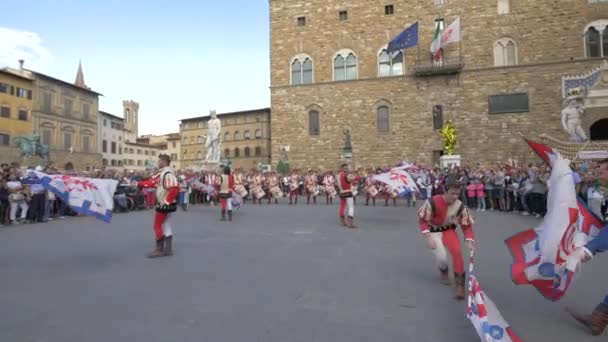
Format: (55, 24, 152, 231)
(590, 118, 608, 141)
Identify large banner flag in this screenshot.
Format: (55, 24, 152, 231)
(430, 16, 461, 61)
(387, 21, 419, 53)
(29, 171, 118, 223)
(505, 140, 605, 301)
(467, 258, 523, 342)
(372, 167, 419, 196)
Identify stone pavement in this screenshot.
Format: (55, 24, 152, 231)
(0, 201, 605, 342)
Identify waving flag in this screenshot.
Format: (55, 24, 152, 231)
(29, 171, 118, 223)
(430, 17, 461, 61)
(373, 167, 419, 196)
(467, 257, 523, 342)
(387, 22, 419, 53)
(505, 140, 605, 301)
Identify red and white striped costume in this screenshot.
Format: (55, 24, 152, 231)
(140, 167, 180, 241)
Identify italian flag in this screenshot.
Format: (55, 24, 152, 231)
(430, 17, 461, 62)
(430, 20, 442, 61)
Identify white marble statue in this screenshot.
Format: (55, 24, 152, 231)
(561, 97, 588, 142)
(205, 110, 221, 162)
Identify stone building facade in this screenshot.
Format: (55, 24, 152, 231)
(0, 66, 34, 149)
(140, 133, 182, 170)
(269, 0, 608, 169)
(180, 108, 271, 170)
(122, 139, 163, 172)
(6, 62, 103, 170)
(99, 111, 125, 170)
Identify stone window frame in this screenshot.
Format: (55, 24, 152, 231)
(244, 130, 251, 139)
(255, 146, 262, 157)
(244, 146, 251, 157)
(290, 53, 314, 85)
(497, 0, 511, 14)
(234, 131, 241, 140)
(332, 49, 358, 81)
(377, 46, 404, 77)
(0, 132, 10, 146)
(374, 99, 392, 133)
(584, 19, 608, 58)
(493, 37, 518, 66)
(224, 132, 231, 141)
(224, 148, 230, 157)
(305, 104, 322, 137)
(255, 129, 262, 138)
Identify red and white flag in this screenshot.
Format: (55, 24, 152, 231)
(505, 140, 605, 301)
(467, 257, 523, 342)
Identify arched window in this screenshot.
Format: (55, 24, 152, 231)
(309, 110, 320, 136)
(334, 50, 358, 81)
(584, 21, 608, 58)
(377, 106, 389, 132)
(244, 130, 251, 139)
(234, 131, 241, 140)
(255, 129, 262, 138)
(244, 147, 251, 157)
(291, 55, 314, 85)
(234, 148, 240, 157)
(197, 135, 204, 144)
(255, 146, 261, 156)
(102, 158, 108, 166)
(224, 148, 230, 157)
(493, 38, 518, 66)
(378, 49, 404, 77)
(224, 132, 230, 141)
(197, 151, 202, 159)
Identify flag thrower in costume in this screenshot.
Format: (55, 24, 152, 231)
(139, 154, 180, 258)
(467, 254, 524, 342)
(505, 140, 604, 301)
(418, 182, 475, 300)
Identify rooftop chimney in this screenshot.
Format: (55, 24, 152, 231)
(18, 59, 24, 71)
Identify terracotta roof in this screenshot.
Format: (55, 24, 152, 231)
(29, 69, 102, 96)
(0, 68, 34, 81)
(99, 110, 124, 121)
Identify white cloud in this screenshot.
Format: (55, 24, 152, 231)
(0, 27, 53, 70)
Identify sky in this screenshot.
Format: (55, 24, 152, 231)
(0, 0, 270, 135)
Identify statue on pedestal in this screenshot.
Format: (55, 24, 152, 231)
(561, 88, 588, 142)
(204, 110, 221, 162)
(343, 129, 352, 151)
(13, 131, 50, 164)
(439, 120, 457, 155)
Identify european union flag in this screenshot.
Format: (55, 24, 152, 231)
(387, 22, 419, 53)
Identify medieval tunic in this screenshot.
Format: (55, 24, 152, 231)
(417, 195, 475, 274)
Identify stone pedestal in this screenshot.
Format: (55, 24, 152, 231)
(199, 160, 221, 173)
(440, 155, 461, 169)
(341, 148, 353, 165)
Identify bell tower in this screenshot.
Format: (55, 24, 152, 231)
(123, 100, 139, 142)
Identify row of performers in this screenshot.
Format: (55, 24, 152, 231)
(192, 169, 403, 206)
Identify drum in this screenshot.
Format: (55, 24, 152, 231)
(325, 186, 337, 197)
(235, 184, 248, 197)
(367, 186, 379, 197)
(231, 193, 243, 209)
(307, 184, 317, 194)
(271, 186, 283, 199)
(253, 187, 265, 199)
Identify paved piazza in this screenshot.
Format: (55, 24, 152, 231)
(0, 202, 605, 342)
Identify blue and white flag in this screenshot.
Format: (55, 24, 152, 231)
(387, 22, 419, 53)
(29, 171, 118, 223)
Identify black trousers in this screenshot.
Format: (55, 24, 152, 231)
(28, 193, 46, 222)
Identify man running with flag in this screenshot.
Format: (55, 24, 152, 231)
(418, 180, 475, 300)
(566, 158, 608, 336)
